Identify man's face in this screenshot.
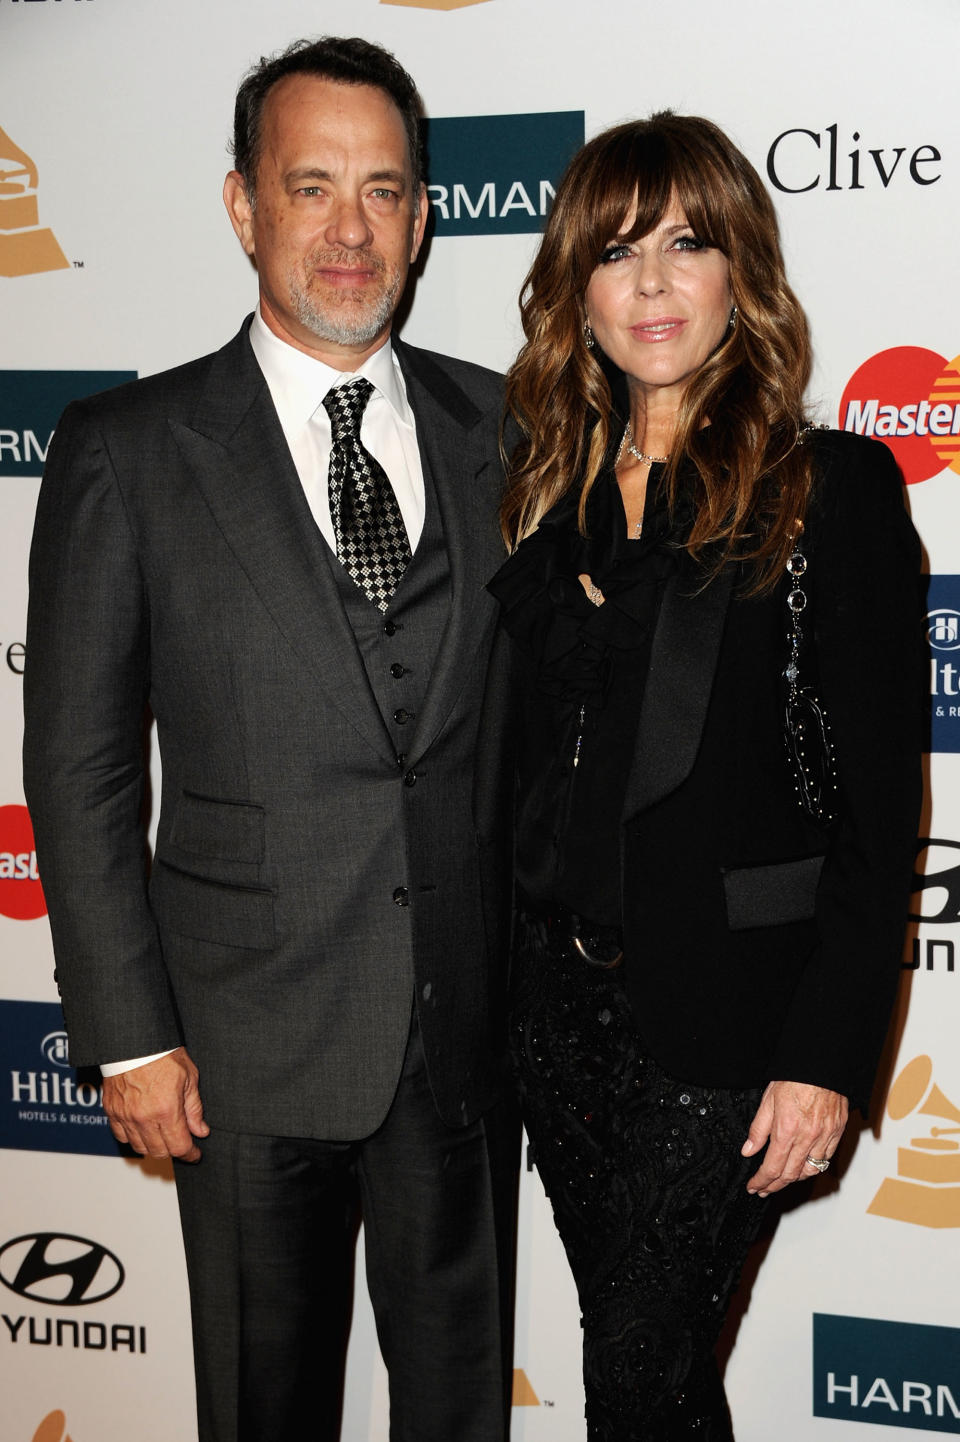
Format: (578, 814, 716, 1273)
(224, 74, 428, 367)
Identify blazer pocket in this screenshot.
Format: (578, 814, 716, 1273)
(169, 790, 265, 864)
(722, 854, 825, 932)
(152, 860, 276, 950)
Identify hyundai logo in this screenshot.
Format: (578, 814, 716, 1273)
(910, 839, 960, 924)
(40, 1030, 70, 1067)
(0, 1233, 124, 1306)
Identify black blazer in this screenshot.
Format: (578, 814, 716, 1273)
(617, 430, 923, 1112)
(495, 430, 923, 1115)
(23, 320, 512, 1139)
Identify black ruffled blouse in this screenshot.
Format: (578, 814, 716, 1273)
(488, 466, 679, 925)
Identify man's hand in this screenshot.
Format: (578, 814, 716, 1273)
(102, 1048, 209, 1162)
(742, 1080, 848, 1196)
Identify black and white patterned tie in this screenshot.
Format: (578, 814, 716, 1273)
(323, 377, 411, 612)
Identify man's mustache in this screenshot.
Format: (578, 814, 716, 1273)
(308, 248, 387, 275)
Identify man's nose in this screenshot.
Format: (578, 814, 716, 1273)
(325, 197, 373, 249)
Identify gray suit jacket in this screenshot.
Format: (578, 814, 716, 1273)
(23, 319, 511, 1139)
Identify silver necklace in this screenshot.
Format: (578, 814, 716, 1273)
(619, 422, 669, 466)
(616, 423, 667, 537)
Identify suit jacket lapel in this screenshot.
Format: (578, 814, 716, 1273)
(168, 320, 396, 764)
(394, 341, 504, 767)
(622, 556, 734, 821)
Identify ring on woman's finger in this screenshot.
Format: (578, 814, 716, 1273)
(805, 1154, 830, 1173)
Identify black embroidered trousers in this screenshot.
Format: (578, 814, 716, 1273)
(511, 914, 768, 1440)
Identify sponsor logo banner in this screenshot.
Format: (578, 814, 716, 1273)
(32, 1413, 75, 1442)
(814, 1313, 960, 1431)
(868, 1054, 960, 1229)
(425, 111, 584, 236)
(0, 1229, 147, 1357)
(0, 1000, 120, 1157)
(927, 579, 960, 752)
(0, 804, 46, 919)
(840, 348, 960, 485)
(382, 0, 490, 7)
(0, 123, 68, 278)
(0, 1232, 123, 1306)
(0, 369, 136, 478)
(766, 125, 941, 195)
(512, 1369, 540, 1407)
(907, 840, 960, 975)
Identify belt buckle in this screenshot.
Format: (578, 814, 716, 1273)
(571, 922, 623, 970)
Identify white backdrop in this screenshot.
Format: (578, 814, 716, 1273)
(2, 2, 958, 1439)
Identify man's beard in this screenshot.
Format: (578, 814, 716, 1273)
(290, 249, 405, 348)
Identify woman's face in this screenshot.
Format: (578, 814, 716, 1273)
(584, 200, 732, 413)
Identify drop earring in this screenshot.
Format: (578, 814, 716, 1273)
(583, 320, 595, 350)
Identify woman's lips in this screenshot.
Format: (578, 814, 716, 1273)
(629, 318, 686, 342)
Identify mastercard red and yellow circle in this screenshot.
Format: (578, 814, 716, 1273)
(840, 346, 960, 485)
(0, 803, 47, 920)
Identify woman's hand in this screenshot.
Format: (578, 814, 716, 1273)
(742, 1080, 848, 1196)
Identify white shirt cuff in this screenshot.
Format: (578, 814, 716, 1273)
(100, 1049, 178, 1077)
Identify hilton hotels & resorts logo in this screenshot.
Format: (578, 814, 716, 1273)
(1, 1000, 122, 1158)
(814, 1315, 960, 1431)
(0, 126, 68, 277)
(424, 112, 584, 236)
(868, 1055, 960, 1229)
(925, 579, 960, 753)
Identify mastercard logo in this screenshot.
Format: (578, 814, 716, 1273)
(0, 803, 47, 920)
(839, 347, 960, 485)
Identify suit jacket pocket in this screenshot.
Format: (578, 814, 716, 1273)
(722, 854, 825, 932)
(151, 860, 276, 950)
(169, 790, 265, 864)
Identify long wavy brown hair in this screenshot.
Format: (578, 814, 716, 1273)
(502, 112, 816, 593)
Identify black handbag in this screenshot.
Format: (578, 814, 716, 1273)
(783, 539, 838, 826)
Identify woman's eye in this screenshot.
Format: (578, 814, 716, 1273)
(672, 234, 706, 252)
(598, 243, 633, 265)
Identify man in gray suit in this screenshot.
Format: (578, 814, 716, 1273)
(24, 36, 516, 1442)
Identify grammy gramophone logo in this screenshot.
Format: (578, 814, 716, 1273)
(381, 1, 490, 9)
(868, 1054, 960, 1229)
(0, 125, 69, 278)
(31, 1412, 74, 1442)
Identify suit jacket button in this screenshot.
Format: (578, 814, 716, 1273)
(403, 769, 417, 787)
(393, 886, 409, 906)
(390, 663, 406, 679)
(384, 620, 399, 637)
(394, 708, 412, 724)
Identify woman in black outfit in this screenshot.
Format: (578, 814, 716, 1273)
(488, 113, 923, 1440)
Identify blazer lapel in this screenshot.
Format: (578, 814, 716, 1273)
(622, 557, 734, 821)
(168, 320, 396, 764)
(394, 341, 504, 767)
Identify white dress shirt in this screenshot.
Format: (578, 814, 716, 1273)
(101, 309, 425, 1077)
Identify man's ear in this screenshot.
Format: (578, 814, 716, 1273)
(223, 171, 255, 256)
